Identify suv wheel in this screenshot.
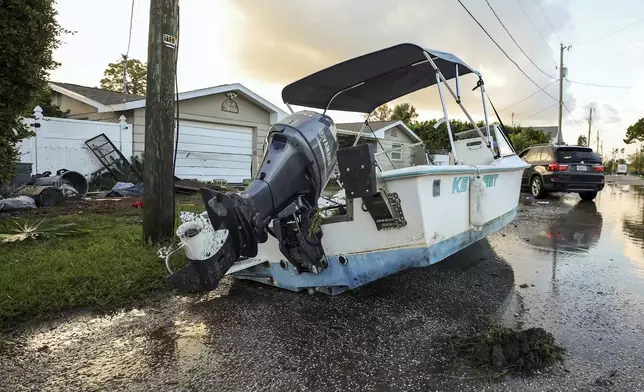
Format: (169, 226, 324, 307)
(531, 176, 546, 198)
(579, 191, 597, 201)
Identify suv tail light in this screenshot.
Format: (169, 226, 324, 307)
(548, 162, 568, 171)
(594, 164, 603, 172)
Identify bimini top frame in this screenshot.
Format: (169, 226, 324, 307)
(281, 43, 496, 163)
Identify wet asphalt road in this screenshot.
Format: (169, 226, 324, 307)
(1, 176, 644, 391)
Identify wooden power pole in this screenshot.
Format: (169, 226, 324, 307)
(587, 107, 592, 148)
(143, 0, 179, 244)
(557, 44, 571, 145)
(557, 44, 565, 145)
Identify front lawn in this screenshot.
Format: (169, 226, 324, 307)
(0, 195, 203, 330)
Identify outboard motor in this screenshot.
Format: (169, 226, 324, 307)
(168, 111, 338, 291)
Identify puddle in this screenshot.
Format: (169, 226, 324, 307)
(491, 184, 644, 366)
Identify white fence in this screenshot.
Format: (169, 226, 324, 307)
(19, 107, 133, 176)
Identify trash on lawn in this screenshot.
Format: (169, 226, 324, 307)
(0, 196, 37, 212)
(15, 186, 64, 207)
(536, 201, 549, 204)
(100, 182, 144, 197)
(131, 201, 143, 208)
(32, 169, 89, 196)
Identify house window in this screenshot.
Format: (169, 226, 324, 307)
(390, 128, 398, 137)
(391, 143, 403, 161)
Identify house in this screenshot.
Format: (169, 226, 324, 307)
(335, 120, 427, 171)
(49, 82, 288, 183)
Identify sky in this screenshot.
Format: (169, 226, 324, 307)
(51, 0, 644, 156)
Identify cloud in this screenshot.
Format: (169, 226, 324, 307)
(228, 0, 574, 123)
(604, 104, 619, 115)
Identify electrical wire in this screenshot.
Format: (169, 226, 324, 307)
(125, 0, 136, 57)
(514, 0, 555, 53)
(566, 79, 644, 89)
(172, 5, 181, 223)
(572, 18, 644, 46)
(484, 0, 557, 79)
(499, 79, 559, 112)
(563, 102, 583, 128)
(456, 0, 559, 103)
(595, 41, 644, 63)
(532, 0, 561, 43)
(523, 102, 558, 119)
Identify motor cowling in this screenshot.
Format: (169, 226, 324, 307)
(168, 111, 338, 292)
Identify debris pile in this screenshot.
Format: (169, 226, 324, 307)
(451, 326, 564, 375)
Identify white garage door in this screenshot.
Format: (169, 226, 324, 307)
(175, 121, 253, 184)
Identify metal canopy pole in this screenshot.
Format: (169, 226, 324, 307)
(323, 82, 365, 115)
(285, 103, 295, 114)
(423, 52, 494, 155)
(479, 82, 491, 145)
(434, 72, 459, 164)
(455, 64, 461, 103)
(352, 121, 368, 146)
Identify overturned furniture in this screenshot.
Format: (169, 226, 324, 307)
(167, 43, 529, 295)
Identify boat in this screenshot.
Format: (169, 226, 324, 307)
(164, 43, 530, 295)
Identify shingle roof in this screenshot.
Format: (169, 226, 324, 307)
(51, 82, 145, 105)
(336, 120, 397, 132)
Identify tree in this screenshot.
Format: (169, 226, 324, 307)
(577, 135, 587, 146)
(0, 0, 69, 186)
(35, 88, 70, 118)
(362, 103, 419, 125)
(363, 104, 393, 121)
(390, 103, 418, 126)
(100, 57, 148, 95)
(507, 127, 552, 153)
(624, 118, 644, 144)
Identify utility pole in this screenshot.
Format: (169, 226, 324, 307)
(557, 44, 571, 146)
(587, 107, 593, 148)
(143, 0, 179, 244)
(122, 54, 128, 101)
(596, 128, 600, 154)
(512, 112, 515, 126)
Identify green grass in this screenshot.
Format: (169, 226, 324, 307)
(0, 195, 205, 330)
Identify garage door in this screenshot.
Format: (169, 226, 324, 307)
(174, 121, 253, 184)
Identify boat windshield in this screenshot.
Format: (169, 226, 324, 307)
(492, 125, 516, 157)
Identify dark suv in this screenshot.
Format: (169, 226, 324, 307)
(519, 144, 605, 200)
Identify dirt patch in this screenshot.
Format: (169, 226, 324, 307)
(450, 326, 564, 376)
(0, 198, 137, 220)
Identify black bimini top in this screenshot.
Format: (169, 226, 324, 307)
(281, 43, 481, 114)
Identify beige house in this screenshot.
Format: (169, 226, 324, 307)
(49, 82, 288, 183)
(336, 120, 425, 171)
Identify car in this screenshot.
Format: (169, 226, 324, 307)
(519, 144, 605, 201)
(616, 164, 628, 175)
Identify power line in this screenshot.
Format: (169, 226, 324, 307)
(514, 0, 556, 54)
(572, 18, 644, 46)
(563, 102, 582, 128)
(499, 79, 559, 112)
(566, 79, 644, 89)
(533, 0, 561, 43)
(523, 102, 557, 119)
(595, 41, 644, 63)
(125, 0, 136, 56)
(484, 0, 557, 79)
(456, 0, 559, 103)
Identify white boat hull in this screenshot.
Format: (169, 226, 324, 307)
(229, 155, 528, 294)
